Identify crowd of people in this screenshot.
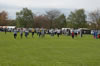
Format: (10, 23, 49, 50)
(13, 28, 63, 39)
(0, 28, 100, 39)
(12, 28, 84, 39)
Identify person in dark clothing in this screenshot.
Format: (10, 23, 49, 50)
(25, 29, 29, 38)
(5, 28, 7, 34)
(72, 31, 74, 39)
(38, 28, 41, 37)
(20, 28, 23, 39)
(57, 29, 60, 37)
(14, 28, 17, 39)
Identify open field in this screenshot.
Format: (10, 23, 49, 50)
(0, 32, 100, 66)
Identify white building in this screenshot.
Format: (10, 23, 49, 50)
(0, 26, 16, 29)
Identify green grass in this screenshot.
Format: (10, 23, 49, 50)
(0, 32, 100, 66)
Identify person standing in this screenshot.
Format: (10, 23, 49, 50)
(20, 28, 23, 39)
(72, 31, 74, 39)
(25, 29, 29, 38)
(95, 31, 98, 39)
(97, 34, 100, 39)
(32, 28, 35, 38)
(14, 28, 17, 39)
(38, 28, 41, 37)
(50, 29, 55, 37)
(93, 31, 96, 38)
(80, 30, 83, 38)
(4, 28, 7, 34)
(41, 28, 45, 37)
(57, 29, 60, 37)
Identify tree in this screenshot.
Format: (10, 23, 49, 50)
(16, 8, 34, 28)
(0, 11, 8, 26)
(7, 20, 16, 26)
(89, 9, 100, 30)
(88, 23, 97, 30)
(67, 9, 87, 29)
(54, 14, 67, 28)
(46, 10, 61, 28)
(34, 15, 50, 28)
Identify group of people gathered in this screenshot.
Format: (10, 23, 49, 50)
(12, 28, 85, 39)
(1, 27, 100, 39)
(93, 31, 100, 39)
(13, 28, 62, 39)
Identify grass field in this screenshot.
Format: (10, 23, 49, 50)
(0, 32, 100, 66)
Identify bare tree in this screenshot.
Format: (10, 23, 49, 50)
(89, 9, 100, 30)
(0, 11, 8, 26)
(46, 10, 61, 28)
(34, 15, 50, 28)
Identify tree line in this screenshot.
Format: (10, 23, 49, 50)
(0, 8, 100, 29)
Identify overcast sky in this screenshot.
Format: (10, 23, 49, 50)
(0, 0, 100, 19)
